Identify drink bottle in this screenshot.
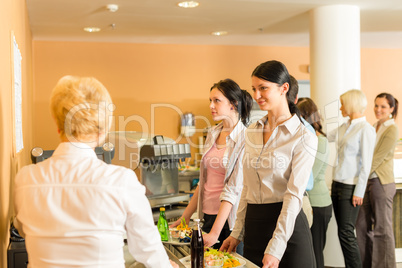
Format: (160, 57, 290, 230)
(191, 219, 204, 268)
(157, 207, 169, 241)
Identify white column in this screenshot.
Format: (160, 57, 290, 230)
(309, 5, 361, 268)
(310, 5, 360, 125)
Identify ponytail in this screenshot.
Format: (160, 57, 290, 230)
(239, 89, 253, 126)
(394, 98, 399, 119)
(287, 95, 303, 124)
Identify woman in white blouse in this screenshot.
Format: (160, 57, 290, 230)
(171, 79, 253, 252)
(357, 93, 399, 268)
(328, 89, 376, 268)
(14, 76, 178, 268)
(220, 60, 318, 268)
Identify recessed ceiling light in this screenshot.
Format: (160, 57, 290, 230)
(106, 4, 119, 12)
(177, 1, 199, 8)
(211, 31, 228, 36)
(83, 27, 101, 33)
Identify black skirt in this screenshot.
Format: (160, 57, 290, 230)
(243, 203, 316, 268)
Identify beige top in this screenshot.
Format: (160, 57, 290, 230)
(370, 120, 399, 185)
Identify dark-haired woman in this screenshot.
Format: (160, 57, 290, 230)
(297, 97, 332, 268)
(171, 79, 253, 252)
(356, 93, 399, 268)
(220, 60, 317, 268)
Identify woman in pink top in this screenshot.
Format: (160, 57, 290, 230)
(171, 79, 252, 252)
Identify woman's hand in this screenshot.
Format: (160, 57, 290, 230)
(169, 259, 179, 268)
(262, 254, 279, 268)
(203, 232, 219, 248)
(169, 218, 181, 228)
(219, 236, 240, 253)
(352, 195, 363, 207)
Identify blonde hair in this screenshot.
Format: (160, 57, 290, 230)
(50, 76, 113, 139)
(340, 89, 367, 114)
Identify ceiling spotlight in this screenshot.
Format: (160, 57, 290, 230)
(177, 1, 199, 8)
(83, 27, 101, 33)
(106, 4, 119, 12)
(211, 31, 228, 36)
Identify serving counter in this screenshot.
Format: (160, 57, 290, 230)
(124, 242, 258, 268)
(124, 243, 185, 268)
(393, 182, 402, 248)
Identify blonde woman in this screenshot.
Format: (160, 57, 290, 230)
(328, 89, 376, 268)
(14, 76, 178, 268)
(357, 93, 399, 268)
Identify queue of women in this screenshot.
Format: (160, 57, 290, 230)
(13, 59, 399, 268)
(173, 60, 399, 268)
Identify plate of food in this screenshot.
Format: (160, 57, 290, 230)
(205, 249, 246, 268)
(165, 218, 192, 245)
(180, 249, 246, 268)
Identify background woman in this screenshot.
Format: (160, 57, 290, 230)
(14, 76, 178, 267)
(220, 60, 317, 268)
(297, 97, 332, 268)
(171, 78, 252, 252)
(357, 93, 399, 268)
(328, 89, 376, 268)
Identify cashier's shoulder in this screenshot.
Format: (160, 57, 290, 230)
(14, 164, 33, 186)
(105, 163, 144, 189)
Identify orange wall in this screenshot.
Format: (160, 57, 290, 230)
(362, 48, 402, 128)
(32, 41, 311, 164)
(0, 0, 33, 266)
(32, 42, 402, 160)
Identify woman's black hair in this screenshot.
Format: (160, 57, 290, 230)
(251, 60, 302, 121)
(297, 97, 326, 137)
(210, 78, 253, 126)
(376, 92, 398, 119)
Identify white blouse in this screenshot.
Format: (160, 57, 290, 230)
(327, 116, 376, 197)
(14, 142, 173, 268)
(230, 114, 318, 260)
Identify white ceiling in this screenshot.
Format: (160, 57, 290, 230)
(26, 0, 402, 48)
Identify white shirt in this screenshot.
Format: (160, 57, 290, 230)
(198, 121, 246, 230)
(369, 118, 395, 179)
(14, 142, 172, 268)
(327, 116, 376, 197)
(230, 115, 318, 260)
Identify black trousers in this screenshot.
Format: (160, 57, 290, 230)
(331, 181, 362, 268)
(243, 203, 316, 268)
(311, 204, 332, 268)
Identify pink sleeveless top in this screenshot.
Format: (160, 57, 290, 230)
(202, 143, 226, 215)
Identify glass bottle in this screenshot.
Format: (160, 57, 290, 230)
(157, 207, 169, 241)
(191, 218, 204, 268)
